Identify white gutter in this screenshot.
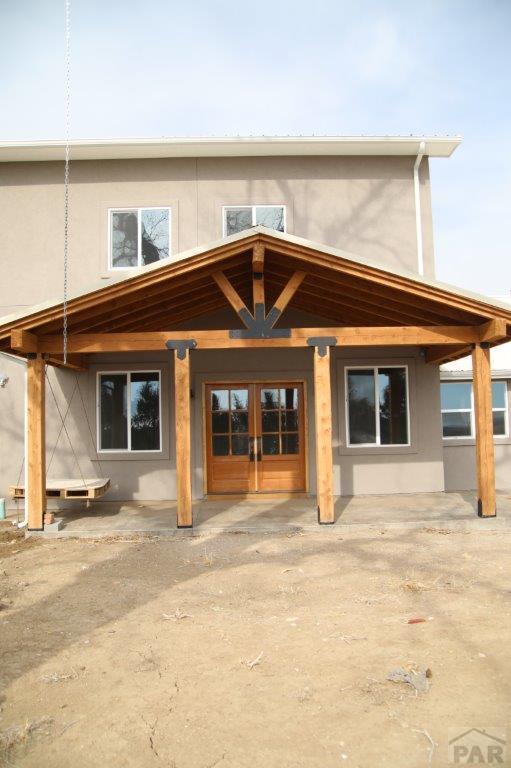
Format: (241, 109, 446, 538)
(414, 140, 426, 276)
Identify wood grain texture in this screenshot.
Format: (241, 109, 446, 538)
(472, 344, 497, 517)
(313, 347, 334, 524)
(174, 349, 193, 527)
(27, 355, 46, 530)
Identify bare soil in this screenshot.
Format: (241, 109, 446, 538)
(0, 522, 510, 767)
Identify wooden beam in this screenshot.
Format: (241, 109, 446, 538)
(472, 343, 497, 517)
(27, 355, 46, 530)
(212, 271, 252, 320)
(11, 329, 38, 353)
(253, 274, 265, 316)
(313, 345, 334, 524)
(479, 318, 508, 343)
(44, 354, 88, 372)
(272, 271, 307, 315)
(252, 242, 265, 274)
(37, 325, 497, 354)
(424, 345, 472, 365)
(174, 347, 193, 528)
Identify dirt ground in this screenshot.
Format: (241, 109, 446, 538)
(0, 522, 510, 768)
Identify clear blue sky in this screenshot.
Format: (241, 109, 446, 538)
(1, 0, 510, 294)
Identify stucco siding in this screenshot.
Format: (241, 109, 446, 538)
(0, 155, 433, 316)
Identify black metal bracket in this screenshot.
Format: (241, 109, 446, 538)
(166, 339, 197, 360)
(231, 303, 289, 339)
(307, 336, 337, 357)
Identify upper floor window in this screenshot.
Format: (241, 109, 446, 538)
(441, 380, 508, 439)
(223, 205, 285, 237)
(109, 207, 171, 269)
(346, 366, 410, 447)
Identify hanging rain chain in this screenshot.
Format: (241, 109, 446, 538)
(63, 0, 71, 364)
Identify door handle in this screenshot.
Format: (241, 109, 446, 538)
(249, 436, 255, 462)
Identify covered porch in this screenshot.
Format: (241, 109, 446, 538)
(1, 227, 511, 531)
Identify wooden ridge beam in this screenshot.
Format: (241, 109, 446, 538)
(33, 325, 504, 354)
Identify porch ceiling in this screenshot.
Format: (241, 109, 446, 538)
(1, 227, 511, 360)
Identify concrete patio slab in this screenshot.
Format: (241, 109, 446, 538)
(8, 490, 511, 538)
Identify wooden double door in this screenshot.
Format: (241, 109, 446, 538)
(205, 382, 306, 494)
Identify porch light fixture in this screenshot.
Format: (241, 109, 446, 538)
(0, 374, 9, 388)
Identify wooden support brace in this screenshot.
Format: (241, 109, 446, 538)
(212, 270, 252, 325)
(312, 342, 335, 524)
(27, 355, 46, 530)
(174, 347, 193, 528)
(472, 343, 497, 517)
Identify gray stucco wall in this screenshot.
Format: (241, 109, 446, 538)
(0, 154, 434, 317)
(0, 341, 445, 510)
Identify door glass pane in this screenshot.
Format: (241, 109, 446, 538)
(230, 389, 248, 410)
(262, 411, 279, 432)
(211, 390, 229, 411)
(493, 410, 506, 436)
(224, 207, 252, 236)
(441, 381, 472, 410)
(231, 411, 248, 433)
(281, 411, 298, 431)
(212, 411, 229, 433)
(378, 368, 408, 445)
(261, 388, 279, 409)
(347, 369, 376, 444)
(131, 373, 160, 450)
(232, 435, 249, 455)
(442, 411, 472, 437)
(262, 434, 279, 455)
(282, 434, 299, 454)
(141, 208, 169, 265)
(212, 435, 229, 455)
(100, 374, 128, 449)
(492, 381, 507, 409)
(256, 206, 285, 232)
(280, 387, 298, 409)
(111, 210, 138, 268)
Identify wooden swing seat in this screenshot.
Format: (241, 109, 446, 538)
(10, 478, 110, 501)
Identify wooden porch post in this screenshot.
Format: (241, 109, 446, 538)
(174, 348, 193, 527)
(27, 354, 46, 530)
(313, 345, 335, 524)
(472, 343, 497, 517)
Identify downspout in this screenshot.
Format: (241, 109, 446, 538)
(414, 140, 426, 276)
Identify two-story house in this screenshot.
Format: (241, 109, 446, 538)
(0, 136, 509, 530)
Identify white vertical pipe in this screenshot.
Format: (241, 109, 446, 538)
(414, 140, 426, 276)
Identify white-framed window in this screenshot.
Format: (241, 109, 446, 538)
(345, 365, 410, 447)
(441, 380, 509, 439)
(222, 205, 286, 237)
(109, 207, 171, 269)
(97, 371, 162, 452)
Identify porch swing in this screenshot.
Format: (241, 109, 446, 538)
(9, 0, 110, 511)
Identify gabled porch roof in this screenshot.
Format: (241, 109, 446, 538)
(1, 226, 510, 364)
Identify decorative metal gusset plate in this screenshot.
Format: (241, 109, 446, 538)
(306, 336, 338, 357)
(166, 339, 197, 360)
(231, 303, 290, 339)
